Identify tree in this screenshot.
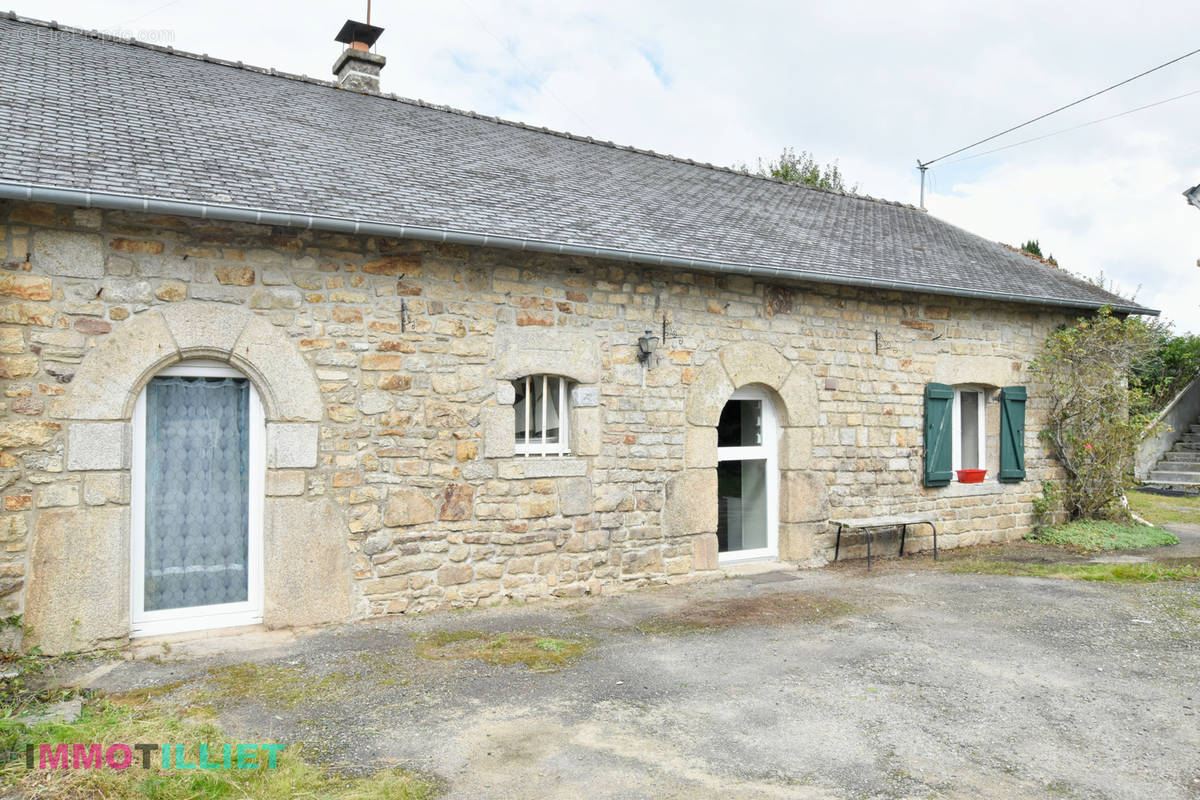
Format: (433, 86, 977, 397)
(740, 148, 859, 193)
(1133, 330, 1200, 411)
(1020, 239, 1058, 266)
(1032, 308, 1166, 520)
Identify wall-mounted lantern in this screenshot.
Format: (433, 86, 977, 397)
(637, 329, 660, 367)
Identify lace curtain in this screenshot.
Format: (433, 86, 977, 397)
(144, 376, 250, 611)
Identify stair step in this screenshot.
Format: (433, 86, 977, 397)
(1149, 470, 1200, 483)
(1175, 442, 1200, 452)
(1156, 462, 1200, 473)
(1190, 424, 1200, 434)
(1182, 433, 1200, 443)
(1166, 449, 1200, 460)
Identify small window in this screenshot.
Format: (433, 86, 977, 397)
(952, 387, 987, 474)
(514, 375, 570, 456)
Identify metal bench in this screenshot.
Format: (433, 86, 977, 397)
(831, 513, 938, 569)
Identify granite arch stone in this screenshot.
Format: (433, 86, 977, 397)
(228, 313, 322, 422)
(493, 325, 602, 385)
(49, 309, 179, 421)
(50, 303, 320, 423)
(684, 359, 735, 427)
(779, 362, 820, 428)
(719, 340, 793, 396)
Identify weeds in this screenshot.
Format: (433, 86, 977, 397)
(943, 559, 1200, 582)
(416, 630, 587, 672)
(0, 699, 435, 799)
(0, 616, 83, 718)
(198, 663, 352, 710)
(1025, 520, 1178, 552)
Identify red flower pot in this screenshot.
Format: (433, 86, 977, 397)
(956, 469, 987, 483)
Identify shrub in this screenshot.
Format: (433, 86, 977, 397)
(1032, 308, 1165, 520)
(1133, 331, 1200, 411)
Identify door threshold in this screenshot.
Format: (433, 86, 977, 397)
(719, 559, 786, 578)
(128, 624, 302, 661)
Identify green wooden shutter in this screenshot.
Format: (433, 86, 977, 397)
(999, 386, 1027, 482)
(923, 383, 954, 486)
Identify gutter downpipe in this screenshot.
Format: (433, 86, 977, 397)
(0, 181, 1156, 317)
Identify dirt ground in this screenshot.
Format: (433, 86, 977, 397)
(72, 523, 1200, 800)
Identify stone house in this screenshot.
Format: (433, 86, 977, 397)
(0, 15, 1154, 653)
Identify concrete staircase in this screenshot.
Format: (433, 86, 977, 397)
(1146, 419, 1200, 492)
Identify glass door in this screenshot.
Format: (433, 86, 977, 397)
(131, 360, 264, 637)
(716, 386, 778, 563)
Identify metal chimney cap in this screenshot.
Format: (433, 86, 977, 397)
(335, 20, 384, 47)
(1185, 183, 1200, 211)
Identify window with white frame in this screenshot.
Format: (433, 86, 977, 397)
(952, 387, 987, 473)
(513, 375, 571, 456)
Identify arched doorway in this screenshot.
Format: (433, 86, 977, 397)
(130, 359, 265, 637)
(716, 385, 779, 563)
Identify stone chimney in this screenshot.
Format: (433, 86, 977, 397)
(333, 19, 386, 93)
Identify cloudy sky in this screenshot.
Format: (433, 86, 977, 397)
(30, 0, 1200, 332)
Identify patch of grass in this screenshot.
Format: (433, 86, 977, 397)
(0, 699, 435, 799)
(1025, 519, 1178, 552)
(416, 630, 587, 672)
(637, 592, 858, 635)
(943, 558, 1200, 582)
(424, 629, 486, 647)
(1127, 490, 1200, 525)
(199, 663, 351, 710)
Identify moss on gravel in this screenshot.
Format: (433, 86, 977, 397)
(943, 559, 1200, 582)
(637, 592, 859, 635)
(416, 630, 588, 672)
(199, 663, 353, 710)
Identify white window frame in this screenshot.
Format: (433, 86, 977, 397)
(513, 374, 571, 457)
(130, 359, 265, 638)
(951, 386, 988, 476)
(716, 385, 780, 565)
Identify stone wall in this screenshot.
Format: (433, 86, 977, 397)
(0, 200, 1072, 651)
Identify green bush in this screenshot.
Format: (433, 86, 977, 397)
(1032, 308, 1166, 519)
(1133, 332, 1200, 411)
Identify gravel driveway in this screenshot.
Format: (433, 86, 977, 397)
(80, 526, 1200, 800)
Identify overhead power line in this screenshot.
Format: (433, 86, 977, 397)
(920, 45, 1200, 168)
(940, 86, 1200, 165)
(457, 0, 595, 134)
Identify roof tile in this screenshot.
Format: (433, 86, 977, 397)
(0, 15, 1153, 314)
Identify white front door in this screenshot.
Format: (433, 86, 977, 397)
(130, 360, 264, 637)
(716, 385, 779, 563)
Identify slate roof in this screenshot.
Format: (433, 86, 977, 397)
(0, 14, 1154, 314)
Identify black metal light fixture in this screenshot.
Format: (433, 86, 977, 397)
(637, 329, 659, 367)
